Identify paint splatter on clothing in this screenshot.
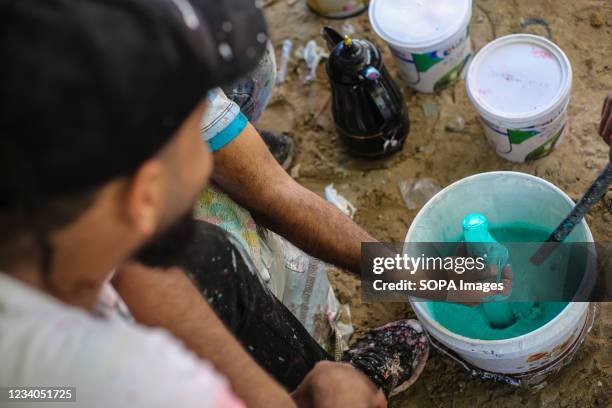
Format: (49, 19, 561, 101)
(174, 222, 428, 393)
(343, 319, 429, 397)
(221, 41, 277, 124)
(180, 221, 333, 391)
(195, 185, 351, 351)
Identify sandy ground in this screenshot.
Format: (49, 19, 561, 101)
(259, 0, 612, 406)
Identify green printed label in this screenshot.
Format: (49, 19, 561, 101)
(508, 129, 539, 145)
(413, 52, 444, 73)
(433, 54, 472, 92)
(525, 126, 565, 162)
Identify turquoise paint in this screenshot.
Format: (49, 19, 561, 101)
(429, 224, 569, 340)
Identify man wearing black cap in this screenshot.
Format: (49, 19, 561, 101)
(0, 0, 395, 406)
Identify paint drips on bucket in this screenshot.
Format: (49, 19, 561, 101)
(429, 225, 569, 341)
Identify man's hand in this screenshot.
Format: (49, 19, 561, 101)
(599, 92, 612, 160)
(445, 243, 513, 306)
(292, 361, 386, 408)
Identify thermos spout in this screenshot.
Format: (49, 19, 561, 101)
(321, 26, 344, 51)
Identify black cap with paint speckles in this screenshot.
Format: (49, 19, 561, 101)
(0, 0, 267, 208)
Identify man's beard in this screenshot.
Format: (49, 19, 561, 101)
(132, 212, 197, 269)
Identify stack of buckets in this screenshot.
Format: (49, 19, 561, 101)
(369, 0, 573, 163)
(367, 0, 591, 386)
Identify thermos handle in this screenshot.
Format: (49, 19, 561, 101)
(363, 67, 399, 151)
(363, 67, 395, 123)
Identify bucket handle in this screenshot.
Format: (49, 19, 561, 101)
(519, 18, 553, 41)
(426, 332, 522, 386)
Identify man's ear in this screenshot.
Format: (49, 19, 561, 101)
(121, 159, 167, 238)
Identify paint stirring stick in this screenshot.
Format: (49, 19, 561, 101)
(531, 162, 612, 265)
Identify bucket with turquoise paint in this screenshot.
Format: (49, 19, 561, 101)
(405, 172, 595, 383)
(369, 0, 473, 93)
(466, 35, 573, 163)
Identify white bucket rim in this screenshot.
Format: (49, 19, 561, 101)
(405, 171, 594, 346)
(466, 34, 573, 126)
(369, 0, 472, 53)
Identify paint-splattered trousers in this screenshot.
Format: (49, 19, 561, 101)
(183, 220, 332, 391)
(221, 41, 276, 124)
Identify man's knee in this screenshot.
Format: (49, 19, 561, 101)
(221, 42, 276, 123)
(183, 220, 249, 285)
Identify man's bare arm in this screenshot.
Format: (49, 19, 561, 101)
(112, 263, 296, 408)
(211, 123, 376, 274)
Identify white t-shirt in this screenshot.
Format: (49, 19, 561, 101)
(0, 273, 244, 407)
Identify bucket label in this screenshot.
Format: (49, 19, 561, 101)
(481, 107, 568, 162)
(390, 27, 472, 93)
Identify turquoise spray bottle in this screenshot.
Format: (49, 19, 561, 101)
(462, 214, 515, 328)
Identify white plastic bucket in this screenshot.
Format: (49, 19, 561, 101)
(369, 0, 473, 93)
(405, 172, 592, 375)
(466, 34, 573, 163)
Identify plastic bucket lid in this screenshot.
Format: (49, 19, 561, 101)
(369, 0, 472, 53)
(466, 34, 572, 127)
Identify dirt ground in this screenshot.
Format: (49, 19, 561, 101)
(259, 0, 612, 406)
